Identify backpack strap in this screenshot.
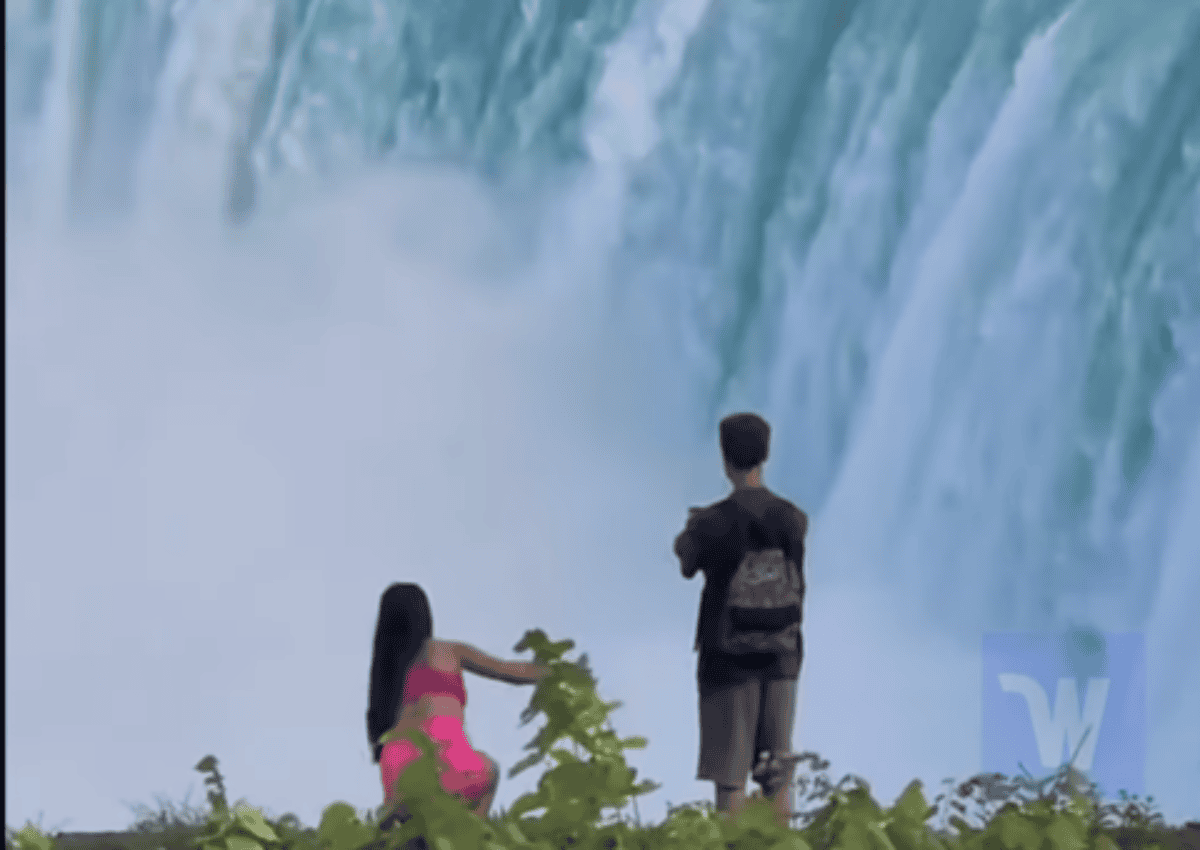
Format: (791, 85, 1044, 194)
(734, 502, 772, 555)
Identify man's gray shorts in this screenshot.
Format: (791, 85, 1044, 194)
(697, 676, 798, 791)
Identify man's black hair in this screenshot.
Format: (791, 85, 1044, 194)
(719, 412, 771, 471)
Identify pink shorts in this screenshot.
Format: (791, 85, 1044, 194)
(380, 716, 494, 803)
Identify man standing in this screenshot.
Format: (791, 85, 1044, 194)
(674, 413, 808, 826)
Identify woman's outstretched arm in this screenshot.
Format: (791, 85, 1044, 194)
(453, 642, 551, 685)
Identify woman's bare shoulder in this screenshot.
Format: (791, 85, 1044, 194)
(430, 638, 465, 672)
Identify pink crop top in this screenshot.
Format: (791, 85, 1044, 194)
(402, 664, 467, 707)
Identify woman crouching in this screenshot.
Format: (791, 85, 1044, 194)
(366, 583, 550, 821)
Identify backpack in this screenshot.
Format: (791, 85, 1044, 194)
(716, 510, 802, 656)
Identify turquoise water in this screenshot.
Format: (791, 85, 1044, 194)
(6, 0, 1198, 831)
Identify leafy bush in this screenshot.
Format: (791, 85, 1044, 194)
(7, 629, 1193, 850)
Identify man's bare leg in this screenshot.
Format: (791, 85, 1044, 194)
(755, 751, 798, 829)
(767, 784, 792, 828)
(715, 783, 747, 819)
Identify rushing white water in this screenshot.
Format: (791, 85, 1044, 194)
(6, 0, 1198, 832)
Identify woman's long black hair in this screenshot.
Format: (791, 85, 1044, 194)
(367, 583, 433, 763)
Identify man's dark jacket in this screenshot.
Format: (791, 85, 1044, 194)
(675, 486, 807, 692)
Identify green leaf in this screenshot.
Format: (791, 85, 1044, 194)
(377, 729, 406, 746)
(502, 822, 529, 844)
(1023, 800, 1055, 822)
(1042, 814, 1086, 850)
(996, 813, 1042, 850)
(884, 819, 934, 850)
(11, 824, 54, 850)
(890, 781, 930, 826)
(316, 802, 376, 850)
(509, 751, 546, 778)
(221, 834, 262, 850)
(866, 821, 899, 850)
(202, 811, 236, 840)
(318, 803, 357, 834)
(233, 805, 279, 843)
(549, 748, 580, 765)
(837, 820, 874, 850)
(781, 833, 813, 850)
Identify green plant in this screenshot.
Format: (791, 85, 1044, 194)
(6, 629, 1192, 850)
(5, 823, 58, 850)
(377, 629, 661, 850)
(194, 758, 230, 818)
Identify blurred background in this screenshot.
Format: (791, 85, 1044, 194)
(6, 0, 1199, 832)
